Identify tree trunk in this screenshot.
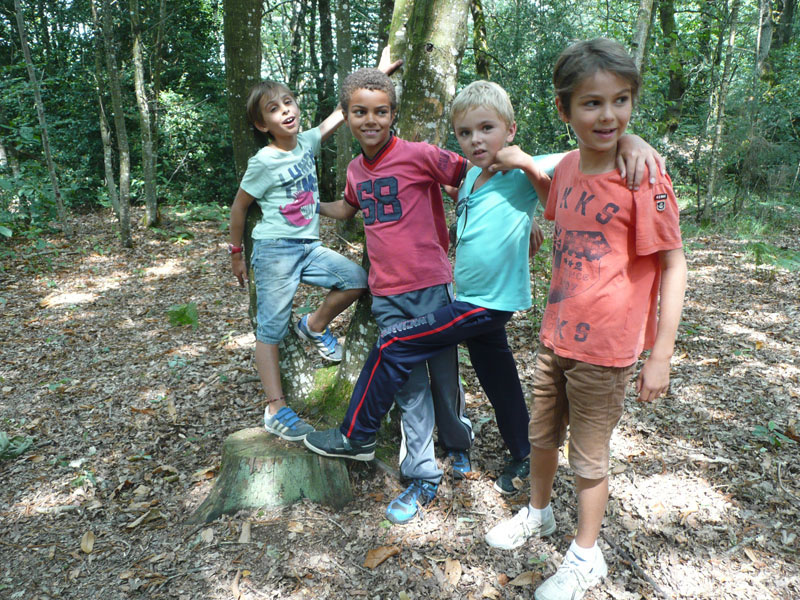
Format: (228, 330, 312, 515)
(630, 0, 654, 72)
(393, 0, 471, 145)
(129, 0, 158, 226)
(703, 0, 742, 222)
(774, 0, 797, 50)
(315, 0, 336, 204)
(223, 0, 262, 180)
(100, 0, 132, 247)
(755, 0, 774, 79)
(14, 0, 71, 237)
(658, 0, 686, 134)
(470, 0, 491, 79)
(188, 428, 353, 524)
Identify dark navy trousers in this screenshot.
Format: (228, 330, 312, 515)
(340, 300, 531, 461)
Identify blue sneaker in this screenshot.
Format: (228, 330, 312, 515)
(448, 450, 472, 480)
(295, 315, 343, 362)
(385, 480, 438, 524)
(264, 406, 315, 442)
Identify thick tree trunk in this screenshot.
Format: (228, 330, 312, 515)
(774, 0, 797, 50)
(630, 0, 654, 72)
(14, 0, 71, 237)
(223, 0, 261, 179)
(129, 0, 158, 226)
(100, 0, 132, 247)
(188, 428, 352, 524)
(755, 0, 774, 79)
(703, 0, 742, 222)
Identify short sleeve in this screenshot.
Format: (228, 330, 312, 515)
(422, 143, 468, 188)
(300, 127, 322, 156)
(633, 176, 682, 256)
(240, 153, 271, 199)
(543, 167, 560, 221)
(344, 171, 359, 208)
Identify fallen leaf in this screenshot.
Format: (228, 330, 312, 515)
(445, 558, 462, 585)
(192, 466, 216, 480)
(363, 545, 400, 569)
(508, 571, 540, 586)
(126, 509, 164, 529)
(481, 583, 501, 599)
(497, 573, 510, 586)
(80, 531, 95, 554)
(200, 528, 214, 544)
(287, 521, 304, 533)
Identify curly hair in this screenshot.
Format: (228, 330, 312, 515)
(340, 68, 397, 112)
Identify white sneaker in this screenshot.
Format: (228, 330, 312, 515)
(534, 546, 608, 600)
(485, 505, 556, 550)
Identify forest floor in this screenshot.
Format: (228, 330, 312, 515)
(1, 207, 798, 600)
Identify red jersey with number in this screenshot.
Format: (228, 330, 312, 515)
(540, 150, 682, 367)
(344, 135, 467, 296)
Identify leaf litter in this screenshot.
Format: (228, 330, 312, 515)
(0, 211, 798, 599)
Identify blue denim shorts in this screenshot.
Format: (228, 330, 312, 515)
(251, 238, 367, 344)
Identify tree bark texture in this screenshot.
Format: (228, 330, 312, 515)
(100, 0, 132, 247)
(223, 0, 261, 180)
(391, 0, 471, 145)
(630, 0, 654, 72)
(129, 0, 159, 226)
(470, 0, 491, 79)
(658, 0, 687, 134)
(188, 428, 353, 524)
(14, 0, 71, 237)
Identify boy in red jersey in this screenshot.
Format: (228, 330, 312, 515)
(309, 68, 665, 525)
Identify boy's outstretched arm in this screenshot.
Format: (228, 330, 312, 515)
(319, 47, 403, 143)
(617, 134, 667, 190)
(229, 187, 256, 288)
(489, 145, 551, 200)
(636, 247, 687, 402)
(319, 199, 359, 220)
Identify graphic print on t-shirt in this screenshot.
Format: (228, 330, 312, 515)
(356, 176, 403, 225)
(548, 222, 612, 303)
(277, 148, 318, 227)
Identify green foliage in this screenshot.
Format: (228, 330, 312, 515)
(752, 421, 797, 449)
(745, 241, 800, 271)
(0, 432, 34, 461)
(167, 302, 199, 329)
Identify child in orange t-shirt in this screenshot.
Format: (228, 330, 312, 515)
(484, 38, 687, 600)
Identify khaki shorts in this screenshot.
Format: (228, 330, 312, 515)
(529, 344, 634, 479)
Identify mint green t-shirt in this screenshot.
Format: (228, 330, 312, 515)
(454, 167, 539, 311)
(240, 127, 321, 240)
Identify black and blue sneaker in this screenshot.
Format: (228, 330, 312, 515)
(494, 455, 530, 495)
(304, 428, 376, 461)
(447, 450, 472, 480)
(385, 480, 438, 524)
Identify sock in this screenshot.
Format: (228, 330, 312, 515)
(568, 539, 598, 563)
(526, 503, 552, 524)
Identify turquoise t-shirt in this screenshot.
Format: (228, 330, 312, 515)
(240, 127, 322, 240)
(454, 167, 539, 311)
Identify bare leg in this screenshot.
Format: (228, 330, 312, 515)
(530, 446, 559, 509)
(305, 288, 365, 333)
(254, 341, 286, 416)
(574, 475, 608, 548)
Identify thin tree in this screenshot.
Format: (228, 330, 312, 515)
(13, 0, 71, 236)
(100, 0, 132, 247)
(90, 0, 119, 218)
(129, 0, 159, 226)
(703, 0, 742, 222)
(471, 0, 491, 79)
(630, 0, 654, 72)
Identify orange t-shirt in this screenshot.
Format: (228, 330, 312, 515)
(539, 151, 682, 367)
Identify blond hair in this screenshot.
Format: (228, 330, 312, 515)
(450, 80, 515, 127)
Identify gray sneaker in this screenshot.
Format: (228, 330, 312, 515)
(264, 406, 315, 442)
(535, 547, 608, 600)
(485, 505, 556, 550)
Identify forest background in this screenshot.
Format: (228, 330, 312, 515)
(1, 1, 800, 599)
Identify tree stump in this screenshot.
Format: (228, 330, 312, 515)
(188, 428, 353, 524)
